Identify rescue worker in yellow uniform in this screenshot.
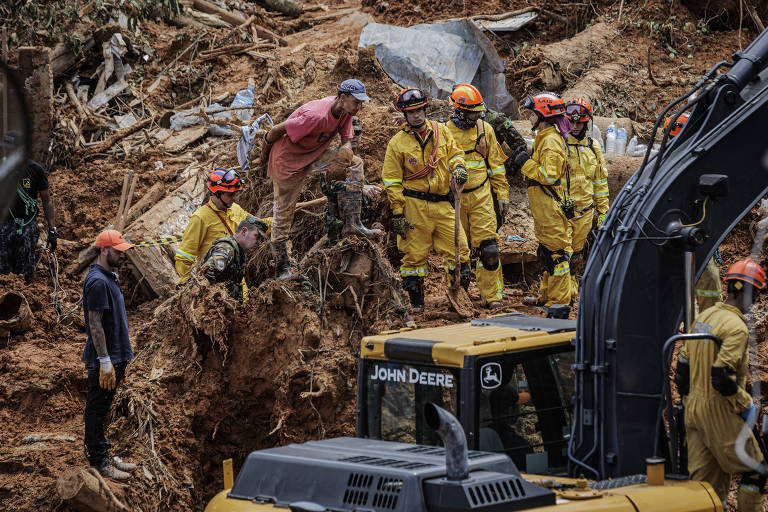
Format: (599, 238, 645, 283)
(444, 84, 508, 308)
(382, 87, 470, 310)
(175, 168, 272, 299)
(511, 92, 573, 319)
(664, 111, 723, 313)
(563, 97, 609, 297)
(675, 258, 767, 511)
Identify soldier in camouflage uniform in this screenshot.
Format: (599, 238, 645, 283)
(199, 217, 269, 302)
(483, 109, 528, 173)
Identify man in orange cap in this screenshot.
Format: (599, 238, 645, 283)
(81, 230, 137, 481)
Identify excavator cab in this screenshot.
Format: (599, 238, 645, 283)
(357, 313, 575, 475)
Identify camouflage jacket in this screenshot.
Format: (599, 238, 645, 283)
(200, 235, 245, 302)
(483, 109, 527, 156)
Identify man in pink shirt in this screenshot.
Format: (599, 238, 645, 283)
(262, 79, 376, 280)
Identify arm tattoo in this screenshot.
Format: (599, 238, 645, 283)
(88, 310, 109, 358)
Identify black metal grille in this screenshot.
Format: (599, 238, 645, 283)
(372, 477, 402, 510)
(396, 446, 486, 459)
(466, 478, 526, 506)
(342, 473, 373, 506)
(339, 455, 434, 469)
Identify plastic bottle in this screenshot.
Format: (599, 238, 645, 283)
(605, 122, 617, 154)
(616, 125, 628, 155)
(591, 123, 604, 150)
(633, 143, 647, 157)
(626, 135, 637, 156)
(231, 86, 255, 122)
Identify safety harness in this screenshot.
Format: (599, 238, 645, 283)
(8, 186, 39, 235)
(462, 120, 491, 194)
(402, 121, 453, 204)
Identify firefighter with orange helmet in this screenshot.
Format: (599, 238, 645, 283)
(382, 86, 470, 310)
(444, 84, 508, 308)
(175, 168, 272, 297)
(513, 92, 573, 318)
(676, 257, 767, 511)
(664, 111, 690, 137)
(562, 97, 609, 297)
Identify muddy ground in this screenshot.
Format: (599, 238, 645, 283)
(1, 0, 767, 510)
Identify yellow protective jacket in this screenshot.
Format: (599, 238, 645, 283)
(382, 122, 466, 215)
(681, 302, 752, 413)
(175, 201, 272, 283)
(522, 126, 568, 196)
(566, 133, 609, 214)
(445, 120, 509, 201)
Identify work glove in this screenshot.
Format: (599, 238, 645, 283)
(452, 165, 468, 185)
(740, 403, 758, 422)
(497, 199, 510, 220)
(98, 356, 116, 391)
(596, 212, 606, 227)
(392, 214, 414, 239)
(512, 149, 530, 171)
(47, 227, 58, 252)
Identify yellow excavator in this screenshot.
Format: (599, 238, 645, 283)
(206, 26, 768, 512)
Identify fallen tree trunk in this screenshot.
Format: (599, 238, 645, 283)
(192, 0, 288, 45)
(562, 63, 624, 104)
(56, 467, 128, 512)
(538, 22, 617, 89)
(123, 182, 166, 228)
(259, 0, 303, 17)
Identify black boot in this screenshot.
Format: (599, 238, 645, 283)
(460, 262, 471, 291)
(339, 190, 382, 238)
(271, 241, 293, 281)
(546, 304, 571, 319)
(403, 276, 424, 310)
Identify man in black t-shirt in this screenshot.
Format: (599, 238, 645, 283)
(0, 146, 57, 281)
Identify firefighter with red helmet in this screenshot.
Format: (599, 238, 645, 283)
(562, 97, 609, 297)
(382, 86, 470, 310)
(513, 92, 574, 318)
(676, 257, 767, 511)
(444, 84, 508, 308)
(175, 169, 272, 296)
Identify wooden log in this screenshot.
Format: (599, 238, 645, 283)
(123, 182, 166, 227)
(192, 0, 287, 45)
(88, 115, 156, 154)
(561, 63, 624, 105)
(538, 23, 617, 89)
(56, 467, 128, 512)
(259, 0, 303, 17)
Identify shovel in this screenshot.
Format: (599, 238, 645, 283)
(446, 177, 473, 317)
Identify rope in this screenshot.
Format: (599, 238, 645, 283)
(43, 248, 82, 323)
(9, 186, 38, 235)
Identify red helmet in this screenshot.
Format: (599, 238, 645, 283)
(207, 168, 243, 195)
(566, 97, 593, 122)
(664, 112, 690, 137)
(450, 84, 485, 112)
(724, 258, 766, 290)
(395, 87, 428, 112)
(522, 92, 566, 119)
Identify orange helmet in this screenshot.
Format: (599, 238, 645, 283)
(664, 112, 690, 137)
(207, 168, 243, 195)
(395, 87, 428, 111)
(724, 258, 766, 290)
(566, 97, 593, 122)
(450, 84, 485, 112)
(521, 92, 566, 119)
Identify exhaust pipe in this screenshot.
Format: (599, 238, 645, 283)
(425, 403, 468, 481)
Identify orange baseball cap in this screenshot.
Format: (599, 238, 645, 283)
(95, 229, 133, 251)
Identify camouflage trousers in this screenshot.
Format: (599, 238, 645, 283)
(0, 219, 40, 281)
(321, 177, 373, 246)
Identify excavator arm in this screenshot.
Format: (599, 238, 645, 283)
(571, 27, 768, 479)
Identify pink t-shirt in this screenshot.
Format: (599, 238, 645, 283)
(268, 96, 354, 181)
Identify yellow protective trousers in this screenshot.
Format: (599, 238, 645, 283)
(398, 195, 470, 279)
(566, 208, 594, 298)
(696, 256, 722, 313)
(460, 182, 502, 305)
(528, 185, 572, 307)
